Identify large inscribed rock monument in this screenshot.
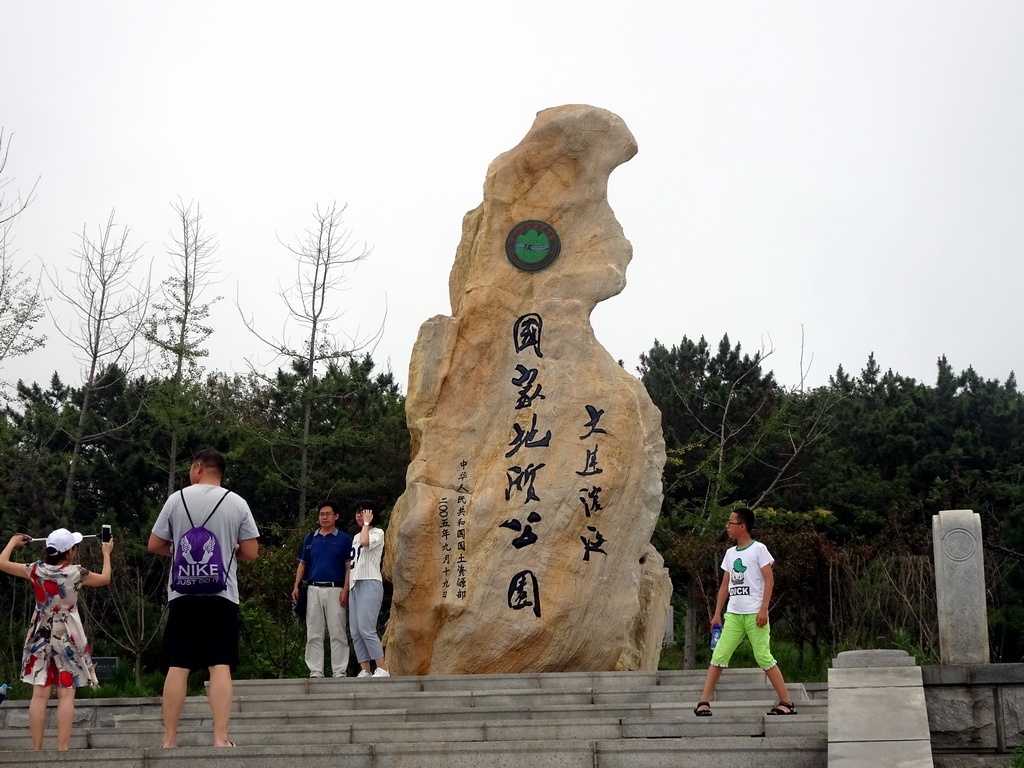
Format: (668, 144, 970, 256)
(382, 105, 670, 675)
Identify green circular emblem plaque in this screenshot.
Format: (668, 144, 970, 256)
(505, 220, 561, 272)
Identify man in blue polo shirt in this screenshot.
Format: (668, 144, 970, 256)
(292, 501, 353, 678)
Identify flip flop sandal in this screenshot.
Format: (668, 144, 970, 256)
(767, 701, 797, 715)
(693, 700, 713, 717)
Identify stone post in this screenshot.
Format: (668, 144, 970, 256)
(933, 509, 989, 664)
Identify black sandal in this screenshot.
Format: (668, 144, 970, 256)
(767, 701, 797, 715)
(694, 700, 712, 717)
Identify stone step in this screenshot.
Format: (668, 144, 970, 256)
(0, 670, 829, 767)
(0, 710, 828, 750)
(0, 736, 828, 767)
(107, 696, 827, 729)
(144, 685, 811, 717)
(228, 667, 779, 696)
(0, 690, 810, 736)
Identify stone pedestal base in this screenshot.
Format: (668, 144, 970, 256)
(828, 649, 934, 767)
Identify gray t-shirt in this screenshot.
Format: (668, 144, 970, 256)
(153, 484, 260, 604)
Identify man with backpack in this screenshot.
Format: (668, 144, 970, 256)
(291, 501, 353, 677)
(148, 448, 259, 749)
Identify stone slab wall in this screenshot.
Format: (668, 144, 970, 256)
(924, 663, 1024, 758)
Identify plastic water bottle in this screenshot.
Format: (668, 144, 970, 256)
(710, 623, 722, 651)
(0, 684, 9, 704)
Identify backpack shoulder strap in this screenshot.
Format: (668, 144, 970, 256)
(200, 489, 233, 527)
(179, 489, 196, 527)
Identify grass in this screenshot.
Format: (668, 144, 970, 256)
(659, 637, 833, 683)
(2, 665, 205, 701)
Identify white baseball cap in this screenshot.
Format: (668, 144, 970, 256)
(45, 528, 83, 554)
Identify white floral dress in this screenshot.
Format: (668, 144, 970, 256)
(20, 562, 98, 688)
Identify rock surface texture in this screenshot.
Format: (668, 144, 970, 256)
(382, 105, 670, 675)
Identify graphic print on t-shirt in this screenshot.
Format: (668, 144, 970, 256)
(729, 558, 750, 597)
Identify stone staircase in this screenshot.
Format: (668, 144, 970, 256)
(0, 669, 827, 767)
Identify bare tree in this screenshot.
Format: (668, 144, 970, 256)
(0, 129, 39, 228)
(80, 548, 167, 684)
(240, 202, 377, 522)
(0, 224, 45, 367)
(48, 209, 150, 511)
(145, 199, 221, 495)
(0, 129, 45, 375)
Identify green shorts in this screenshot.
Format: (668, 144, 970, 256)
(709, 612, 777, 670)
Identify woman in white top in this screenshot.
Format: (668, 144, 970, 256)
(349, 501, 389, 677)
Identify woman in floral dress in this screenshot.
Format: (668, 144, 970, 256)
(0, 528, 113, 751)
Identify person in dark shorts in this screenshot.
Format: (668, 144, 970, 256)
(148, 449, 259, 748)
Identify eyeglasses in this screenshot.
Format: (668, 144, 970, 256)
(726, 521, 742, 526)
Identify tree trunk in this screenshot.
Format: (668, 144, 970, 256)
(166, 427, 178, 497)
(63, 382, 95, 512)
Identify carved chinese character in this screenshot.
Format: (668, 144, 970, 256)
(579, 404, 607, 440)
(581, 526, 608, 561)
(513, 313, 544, 358)
(575, 446, 603, 477)
(511, 364, 545, 410)
(505, 412, 552, 457)
(579, 485, 603, 517)
(505, 462, 546, 503)
(508, 570, 542, 617)
(499, 518, 539, 549)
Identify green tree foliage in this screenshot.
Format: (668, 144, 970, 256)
(237, 522, 308, 679)
(642, 335, 1024, 666)
(0, 351, 406, 693)
(214, 355, 407, 529)
(2, 321, 1024, 686)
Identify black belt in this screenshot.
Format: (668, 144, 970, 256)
(307, 581, 344, 588)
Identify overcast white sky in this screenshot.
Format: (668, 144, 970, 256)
(2, 2, 1023, 398)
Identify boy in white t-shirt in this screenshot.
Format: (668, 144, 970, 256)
(693, 506, 796, 717)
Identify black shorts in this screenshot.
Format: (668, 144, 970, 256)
(161, 596, 240, 673)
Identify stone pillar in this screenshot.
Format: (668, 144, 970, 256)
(933, 509, 989, 665)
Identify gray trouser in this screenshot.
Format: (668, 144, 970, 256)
(349, 579, 384, 663)
(305, 586, 349, 676)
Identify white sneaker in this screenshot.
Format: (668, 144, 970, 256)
(356, 670, 371, 678)
(372, 668, 390, 677)
(309, 673, 324, 678)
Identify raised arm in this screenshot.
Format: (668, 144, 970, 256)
(359, 509, 373, 548)
(83, 538, 114, 587)
(0, 534, 31, 579)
